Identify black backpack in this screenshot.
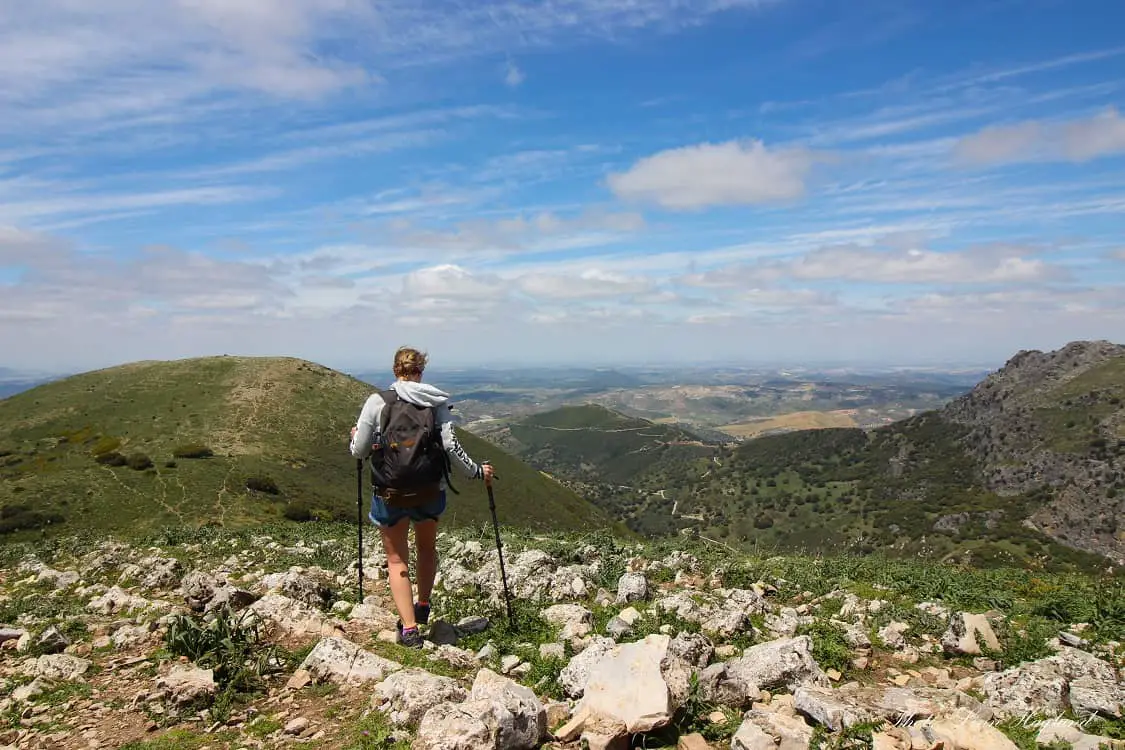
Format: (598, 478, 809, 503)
(369, 389, 457, 506)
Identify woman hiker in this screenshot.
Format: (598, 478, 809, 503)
(349, 346, 494, 648)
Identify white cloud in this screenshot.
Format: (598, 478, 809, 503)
(505, 61, 526, 87)
(0, 185, 276, 224)
(395, 209, 645, 255)
(952, 122, 1044, 166)
(516, 269, 654, 300)
(683, 241, 1065, 287)
(607, 139, 819, 210)
(0, 0, 776, 139)
(1062, 108, 1125, 161)
(953, 107, 1125, 166)
(400, 264, 505, 302)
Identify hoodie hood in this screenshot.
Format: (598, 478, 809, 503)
(390, 380, 450, 407)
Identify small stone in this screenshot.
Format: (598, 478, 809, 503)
(707, 710, 726, 724)
(540, 643, 565, 661)
(678, 732, 711, 750)
(852, 657, 869, 670)
(972, 658, 998, 672)
(892, 674, 911, 687)
(827, 669, 842, 682)
(284, 717, 309, 736)
(500, 655, 521, 674)
(286, 670, 311, 690)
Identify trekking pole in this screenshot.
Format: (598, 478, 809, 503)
(485, 465, 515, 631)
(356, 458, 364, 603)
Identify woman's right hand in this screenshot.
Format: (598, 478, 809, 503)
(482, 463, 495, 483)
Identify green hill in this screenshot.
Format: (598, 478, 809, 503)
(491, 343, 1125, 573)
(0, 356, 614, 541)
(507, 404, 718, 484)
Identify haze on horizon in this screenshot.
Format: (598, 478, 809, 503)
(2, 1, 1124, 375)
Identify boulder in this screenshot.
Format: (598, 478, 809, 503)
(616, 572, 648, 604)
(705, 636, 828, 707)
(33, 654, 91, 682)
(297, 636, 402, 686)
(470, 668, 548, 749)
(941, 612, 1001, 656)
(372, 668, 467, 726)
(559, 636, 617, 698)
(980, 646, 1124, 718)
(156, 665, 216, 706)
(1037, 718, 1125, 750)
(574, 634, 691, 735)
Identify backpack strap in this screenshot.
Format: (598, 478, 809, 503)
(376, 388, 399, 437)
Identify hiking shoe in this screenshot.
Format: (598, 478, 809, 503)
(398, 624, 424, 648)
(414, 601, 431, 626)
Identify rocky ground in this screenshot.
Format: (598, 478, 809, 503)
(0, 522, 1122, 750)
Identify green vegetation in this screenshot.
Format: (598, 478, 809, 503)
(118, 729, 240, 750)
(0, 355, 614, 541)
(1034, 356, 1125, 454)
(163, 604, 283, 721)
(504, 396, 1118, 573)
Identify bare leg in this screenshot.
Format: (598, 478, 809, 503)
(414, 519, 438, 604)
(379, 519, 415, 629)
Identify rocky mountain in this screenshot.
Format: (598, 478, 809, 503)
(0, 522, 1121, 749)
(941, 340, 1125, 563)
(0, 356, 613, 540)
(483, 342, 1125, 571)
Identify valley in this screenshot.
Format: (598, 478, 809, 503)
(475, 341, 1125, 573)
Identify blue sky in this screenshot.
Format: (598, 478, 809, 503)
(1, 0, 1124, 374)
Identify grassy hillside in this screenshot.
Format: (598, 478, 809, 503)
(504, 404, 719, 484)
(0, 356, 614, 541)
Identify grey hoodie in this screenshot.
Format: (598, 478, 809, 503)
(349, 380, 483, 483)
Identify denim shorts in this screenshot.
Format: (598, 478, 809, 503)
(369, 489, 447, 528)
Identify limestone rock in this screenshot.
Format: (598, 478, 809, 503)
(245, 592, 339, 637)
(259, 569, 334, 610)
(980, 645, 1124, 718)
(616, 572, 648, 604)
(1037, 718, 1125, 750)
(542, 604, 593, 642)
(156, 665, 216, 706)
(414, 701, 498, 750)
(373, 668, 467, 726)
(470, 668, 548, 748)
(298, 636, 402, 686)
(707, 636, 828, 707)
(575, 634, 690, 735)
(559, 636, 616, 698)
(913, 708, 1019, 750)
(33, 654, 91, 682)
(87, 586, 150, 616)
(941, 612, 1001, 656)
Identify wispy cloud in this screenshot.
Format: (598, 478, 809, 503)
(953, 107, 1125, 166)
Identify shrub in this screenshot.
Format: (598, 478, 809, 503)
(245, 475, 279, 495)
(164, 606, 283, 722)
(89, 436, 121, 456)
(126, 453, 153, 471)
(173, 444, 214, 459)
(0, 504, 65, 534)
(283, 501, 313, 522)
(94, 451, 127, 467)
